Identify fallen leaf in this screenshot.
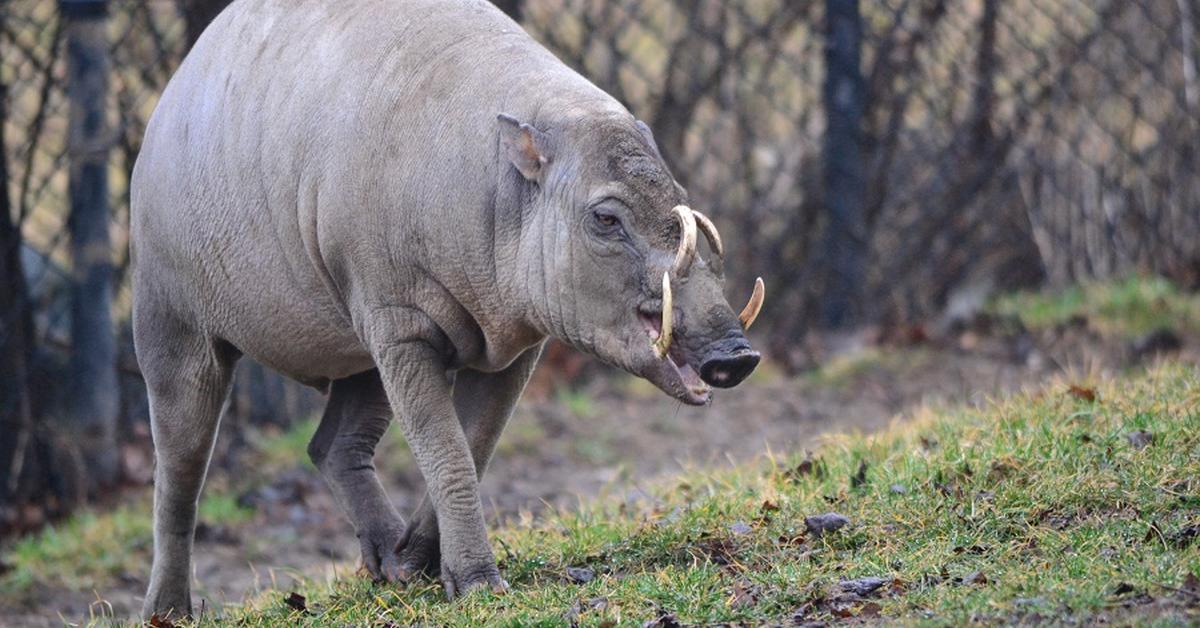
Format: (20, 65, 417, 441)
(1145, 520, 1164, 543)
(805, 512, 850, 536)
(778, 532, 806, 547)
(1169, 522, 1200, 548)
(696, 536, 737, 565)
(566, 566, 595, 584)
(1067, 385, 1097, 402)
(1182, 573, 1200, 595)
(731, 579, 760, 608)
(936, 482, 963, 499)
(284, 592, 308, 613)
(851, 460, 869, 490)
(1127, 430, 1155, 450)
(760, 500, 780, 513)
(148, 615, 177, 628)
(859, 601, 883, 617)
(642, 610, 681, 628)
(785, 455, 824, 481)
(962, 571, 989, 585)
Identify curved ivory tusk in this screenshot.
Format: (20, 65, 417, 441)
(670, 205, 698, 276)
(652, 271, 673, 359)
(739, 277, 765, 330)
(692, 210, 724, 260)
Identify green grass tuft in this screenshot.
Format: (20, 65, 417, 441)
(204, 364, 1200, 626)
(992, 276, 1200, 338)
(0, 492, 252, 598)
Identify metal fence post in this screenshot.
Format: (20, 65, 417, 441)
(62, 0, 119, 491)
(819, 0, 867, 329)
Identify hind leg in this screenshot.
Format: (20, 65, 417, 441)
(138, 311, 238, 620)
(307, 369, 407, 581)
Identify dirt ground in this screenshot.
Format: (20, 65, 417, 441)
(4, 316, 1197, 626)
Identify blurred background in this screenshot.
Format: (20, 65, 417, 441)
(1, 0, 1198, 619)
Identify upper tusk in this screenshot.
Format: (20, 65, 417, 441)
(652, 271, 673, 359)
(739, 277, 765, 330)
(671, 205, 698, 277)
(691, 210, 724, 260)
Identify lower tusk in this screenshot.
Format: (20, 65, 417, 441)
(652, 271, 673, 359)
(739, 277, 765, 330)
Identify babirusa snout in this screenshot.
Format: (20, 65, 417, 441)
(670, 205, 698, 277)
(739, 277, 765, 330)
(652, 270, 673, 359)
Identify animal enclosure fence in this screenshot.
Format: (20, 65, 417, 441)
(1, 0, 1198, 524)
(4, 0, 1198, 349)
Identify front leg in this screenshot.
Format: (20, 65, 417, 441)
(395, 344, 544, 578)
(373, 338, 503, 598)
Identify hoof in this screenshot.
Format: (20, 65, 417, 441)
(357, 525, 408, 583)
(442, 564, 507, 600)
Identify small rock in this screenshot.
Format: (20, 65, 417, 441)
(889, 484, 907, 494)
(805, 512, 850, 536)
(1126, 430, 1155, 450)
(839, 576, 888, 596)
(729, 521, 753, 535)
(566, 566, 595, 584)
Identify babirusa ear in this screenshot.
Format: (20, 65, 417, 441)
(634, 119, 662, 158)
(497, 113, 550, 181)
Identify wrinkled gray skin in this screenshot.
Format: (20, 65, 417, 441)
(132, 0, 759, 619)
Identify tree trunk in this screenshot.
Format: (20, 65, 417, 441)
(63, 0, 120, 492)
(0, 64, 38, 524)
(181, 0, 234, 50)
(491, 0, 522, 22)
(817, 0, 867, 329)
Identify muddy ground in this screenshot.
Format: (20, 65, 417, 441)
(3, 315, 1197, 625)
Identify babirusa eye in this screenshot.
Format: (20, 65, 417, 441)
(594, 211, 619, 228)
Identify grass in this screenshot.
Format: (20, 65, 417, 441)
(185, 363, 1198, 626)
(0, 492, 252, 597)
(2, 279, 1196, 624)
(992, 275, 1200, 338)
(803, 346, 934, 389)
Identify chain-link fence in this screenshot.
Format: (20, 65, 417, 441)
(2, 0, 1198, 525)
(522, 0, 1200, 334)
(5, 0, 1198, 350)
